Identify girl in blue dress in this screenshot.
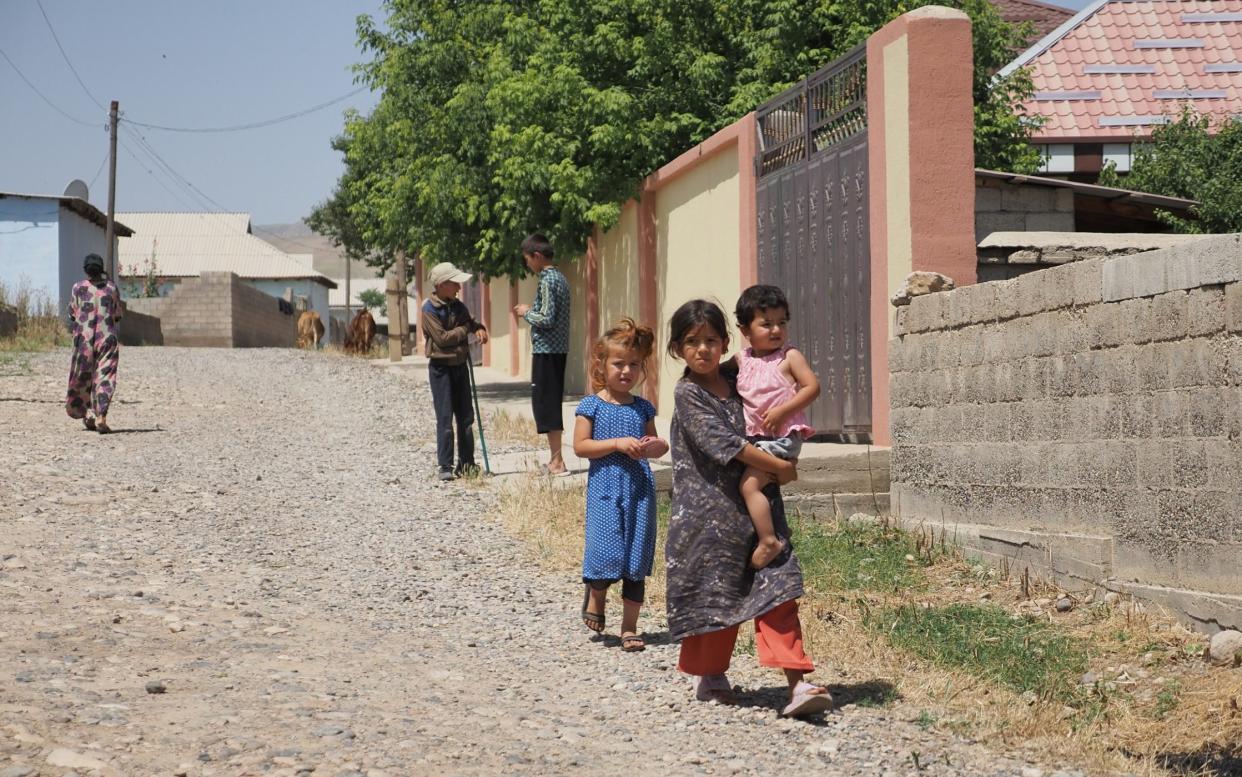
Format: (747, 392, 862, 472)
(573, 318, 668, 652)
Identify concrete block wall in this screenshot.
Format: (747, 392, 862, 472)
(118, 303, 163, 346)
(890, 233, 1242, 633)
(975, 178, 1074, 245)
(121, 272, 295, 348)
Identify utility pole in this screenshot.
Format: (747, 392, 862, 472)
(104, 100, 118, 278)
(395, 250, 411, 356)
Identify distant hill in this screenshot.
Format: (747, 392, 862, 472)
(254, 222, 380, 281)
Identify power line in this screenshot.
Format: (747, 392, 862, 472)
(88, 147, 110, 189)
(0, 44, 100, 128)
(123, 86, 368, 134)
(36, 0, 105, 111)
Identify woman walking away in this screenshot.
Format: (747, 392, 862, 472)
(664, 299, 832, 718)
(66, 253, 122, 434)
(573, 318, 668, 652)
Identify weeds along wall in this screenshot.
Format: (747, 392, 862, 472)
(889, 233, 1242, 633)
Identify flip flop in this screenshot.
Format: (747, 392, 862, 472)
(621, 633, 645, 652)
(694, 674, 736, 705)
(82, 417, 96, 431)
(95, 422, 112, 435)
(781, 681, 833, 718)
(581, 586, 605, 633)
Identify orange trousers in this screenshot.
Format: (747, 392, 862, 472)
(678, 599, 814, 676)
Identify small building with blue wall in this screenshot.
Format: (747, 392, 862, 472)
(0, 184, 134, 316)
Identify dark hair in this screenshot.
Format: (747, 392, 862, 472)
(666, 299, 729, 361)
(520, 233, 554, 260)
(590, 317, 655, 392)
(83, 253, 105, 279)
(734, 284, 790, 328)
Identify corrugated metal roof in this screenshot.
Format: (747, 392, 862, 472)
(1003, 0, 1242, 141)
(117, 212, 337, 288)
(117, 211, 251, 236)
(975, 167, 1199, 210)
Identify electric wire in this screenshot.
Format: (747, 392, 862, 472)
(123, 86, 367, 133)
(87, 147, 110, 189)
(0, 45, 100, 127)
(36, 0, 106, 111)
(121, 121, 327, 253)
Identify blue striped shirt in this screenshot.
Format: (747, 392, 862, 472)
(524, 266, 571, 354)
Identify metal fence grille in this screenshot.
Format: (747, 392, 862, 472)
(755, 45, 871, 438)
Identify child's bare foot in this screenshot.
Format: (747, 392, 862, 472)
(750, 536, 785, 569)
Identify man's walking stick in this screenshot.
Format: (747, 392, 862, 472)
(467, 356, 491, 475)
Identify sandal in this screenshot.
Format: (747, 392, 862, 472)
(581, 586, 605, 633)
(95, 421, 112, 434)
(83, 417, 96, 431)
(781, 681, 833, 718)
(621, 633, 645, 652)
(694, 674, 736, 705)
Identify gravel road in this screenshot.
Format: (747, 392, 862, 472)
(0, 348, 1074, 777)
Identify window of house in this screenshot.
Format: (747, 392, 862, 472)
(1037, 144, 1075, 174)
(1102, 143, 1132, 173)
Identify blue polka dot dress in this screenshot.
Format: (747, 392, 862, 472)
(576, 394, 658, 582)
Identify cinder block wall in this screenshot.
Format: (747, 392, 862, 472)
(975, 178, 1074, 245)
(118, 303, 163, 346)
(228, 275, 297, 348)
(889, 234, 1242, 633)
(121, 272, 295, 347)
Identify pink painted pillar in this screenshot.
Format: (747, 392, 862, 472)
(867, 6, 976, 446)
(481, 280, 492, 366)
(584, 232, 601, 388)
(508, 280, 520, 376)
(737, 112, 759, 290)
(637, 184, 659, 408)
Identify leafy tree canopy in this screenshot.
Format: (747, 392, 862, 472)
(1098, 107, 1242, 234)
(312, 0, 1040, 277)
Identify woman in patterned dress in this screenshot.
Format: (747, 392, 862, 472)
(664, 299, 833, 718)
(573, 318, 668, 652)
(65, 253, 122, 433)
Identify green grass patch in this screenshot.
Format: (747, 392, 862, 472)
(865, 603, 1089, 703)
(791, 515, 943, 594)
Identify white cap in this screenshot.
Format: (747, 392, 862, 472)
(427, 261, 472, 287)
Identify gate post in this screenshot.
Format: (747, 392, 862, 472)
(866, 5, 976, 445)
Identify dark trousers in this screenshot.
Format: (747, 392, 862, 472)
(428, 361, 475, 473)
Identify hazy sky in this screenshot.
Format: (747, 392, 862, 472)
(2, 0, 1086, 226)
(2, 0, 384, 225)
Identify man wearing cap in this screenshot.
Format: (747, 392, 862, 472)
(422, 261, 489, 481)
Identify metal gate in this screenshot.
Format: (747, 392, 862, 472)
(755, 44, 871, 438)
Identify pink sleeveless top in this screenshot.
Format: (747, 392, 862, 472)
(736, 344, 814, 439)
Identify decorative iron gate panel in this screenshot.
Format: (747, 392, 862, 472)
(755, 45, 871, 437)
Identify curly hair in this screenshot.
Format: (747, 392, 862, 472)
(590, 317, 655, 392)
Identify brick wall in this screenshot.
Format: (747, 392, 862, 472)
(118, 302, 163, 345)
(975, 178, 1074, 246)
(120, 272, 295, 348)
(889, 233, 1242, 633)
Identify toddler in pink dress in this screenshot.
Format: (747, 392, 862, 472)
(734, 285, 821, 568)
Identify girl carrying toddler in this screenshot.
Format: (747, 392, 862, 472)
(573, 318, 669, 652)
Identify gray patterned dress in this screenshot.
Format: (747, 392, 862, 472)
(665, 377, 805, 641)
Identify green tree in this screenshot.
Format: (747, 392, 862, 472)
(1098, 107, 1242, 233)
(314, 0, 1040, 277)
(357, 287, 386, 316)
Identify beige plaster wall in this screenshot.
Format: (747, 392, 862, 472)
(654, 147, 743, 413)
(597, 202, 641, 332)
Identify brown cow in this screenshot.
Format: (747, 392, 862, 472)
(344, 309, 377, 354)
(296, 311, 324, 349)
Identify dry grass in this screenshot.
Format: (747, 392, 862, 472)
(485, 408, 542, 445)
(494, 479, 1242, 776)
(0, 278, 69, 352)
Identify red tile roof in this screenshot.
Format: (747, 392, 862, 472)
(1005, 0, 1242, 141)
(991, 0, 1075, 44)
